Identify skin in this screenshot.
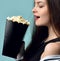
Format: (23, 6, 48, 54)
(32, 0, 50, 26)
(32, 0, 60, 59)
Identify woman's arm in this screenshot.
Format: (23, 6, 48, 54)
(16, 42, 25, 61)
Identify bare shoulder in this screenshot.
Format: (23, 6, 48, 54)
(44, 42, 60, 55)
(41, 42, 60, 59)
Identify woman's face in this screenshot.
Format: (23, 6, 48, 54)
(32, 0, 50, 26)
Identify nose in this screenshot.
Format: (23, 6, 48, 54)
(32, 7, 37, 13)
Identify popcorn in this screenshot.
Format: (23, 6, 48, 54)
(7, 16, 30, 25)
(2, 16, 30, 59)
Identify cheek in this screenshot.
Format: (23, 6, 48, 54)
(40, 8, 50, 21)
(40, 13, 49, 24)
(36, 9, 50, 26)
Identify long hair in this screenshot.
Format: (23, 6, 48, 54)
(24, 0, 60, 60)
(24, 26, 48, 61)
(47, 0, 60, 36)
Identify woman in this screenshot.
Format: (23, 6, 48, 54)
(19, 0, 60, 61)
(3, 0, 60, 61)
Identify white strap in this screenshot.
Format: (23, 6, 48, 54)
(40, 55, 60, 61)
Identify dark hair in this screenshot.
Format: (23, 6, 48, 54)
(24, 26, 48, 61)
(24, 0, 60, 60)
(47, 0, 60, 36)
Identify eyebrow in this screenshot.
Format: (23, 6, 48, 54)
(34, 1, 45, 4)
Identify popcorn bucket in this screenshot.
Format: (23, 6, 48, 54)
(2, 19, 29, 58)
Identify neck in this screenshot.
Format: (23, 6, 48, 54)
(45, 26, 58, 42)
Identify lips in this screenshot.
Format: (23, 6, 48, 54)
(34, 15, 40, 21)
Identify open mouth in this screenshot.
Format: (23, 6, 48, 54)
(34, 16, 40, 20)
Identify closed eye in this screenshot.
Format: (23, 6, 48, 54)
(39, 5, 44, 8)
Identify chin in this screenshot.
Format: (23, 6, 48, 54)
(35, 21, 48, 27)
(35, 22, 44, 26)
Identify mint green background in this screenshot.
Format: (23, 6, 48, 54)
(0, 0, 34, 61)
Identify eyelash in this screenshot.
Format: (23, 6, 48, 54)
(39, 5, 44, 8)
(33, 4, 44, 8)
